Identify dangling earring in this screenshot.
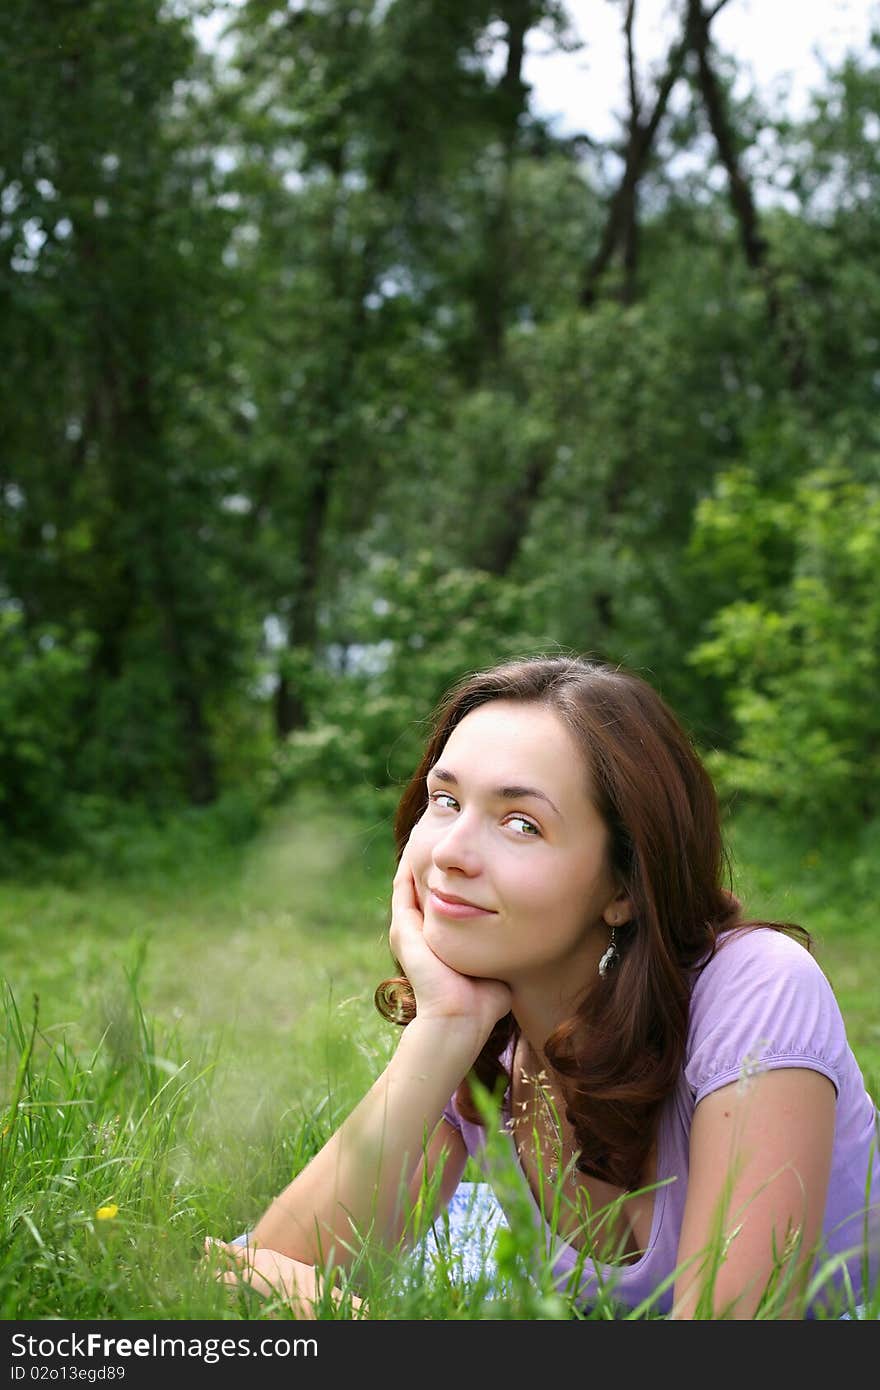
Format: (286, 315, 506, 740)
(598, 925, 620, 978)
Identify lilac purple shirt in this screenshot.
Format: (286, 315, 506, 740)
(442, 927, 880, 1316)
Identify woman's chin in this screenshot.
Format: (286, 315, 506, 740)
(424, 922, 494, 977)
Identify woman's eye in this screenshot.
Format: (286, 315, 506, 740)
(507, 815, 540, 837)
(430, 791, 458, 810)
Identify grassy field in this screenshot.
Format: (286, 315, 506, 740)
(1, 792, 878, 1320)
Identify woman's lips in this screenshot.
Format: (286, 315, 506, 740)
(428, 890, 496, 919)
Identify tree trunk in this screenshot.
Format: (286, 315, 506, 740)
(579, 0, 733, 307)
(688, 0, 808, 391)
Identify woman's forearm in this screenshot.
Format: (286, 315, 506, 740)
(250, 1015, 486, 1267)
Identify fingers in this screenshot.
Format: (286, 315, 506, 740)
(203, 1240, 363, 1319)
(204, 1236, 247, 1260)
(203, 1238, 319, 1315)
(204, 1239, 285, 1307)
(390, 845, 424, 961)
(203, 1237, 263, 1303)
(391, 867, 418, 915)
(203, 1237, 249, 1279)
(203, 1237, 264, 1281)
(392, 841, 414, 892)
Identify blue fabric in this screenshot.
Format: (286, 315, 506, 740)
(229, 1181, 507, 1280)
(409, 1180, 508, 1284)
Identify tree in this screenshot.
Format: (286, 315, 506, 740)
(0, 0, 247, 813)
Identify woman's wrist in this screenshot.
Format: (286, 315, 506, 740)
(381, 1014, 490, 1117)
(399, 1010, 492, 1063)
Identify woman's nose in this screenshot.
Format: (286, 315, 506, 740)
(431, 813, 483, 876)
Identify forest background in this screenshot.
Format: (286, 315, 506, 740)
(1, 0, 880, 1320)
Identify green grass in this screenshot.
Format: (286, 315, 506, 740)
(0, 794, 400, 1127)
(1, 792, 878, 1319)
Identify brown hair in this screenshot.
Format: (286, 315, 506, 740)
(374, 654, 811, 1188)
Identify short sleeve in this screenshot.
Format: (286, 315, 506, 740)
(684, 928, 846, 1105)
(442, 1093, 463, 1134)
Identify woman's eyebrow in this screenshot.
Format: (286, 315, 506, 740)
(428, 766, 561, 816)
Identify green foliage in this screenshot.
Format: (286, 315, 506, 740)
(691, 456, 880, 825)
(270, 551, 543, 804)
(2, 2, 880, 849)
(0, 612, 92, 841)
(1, 0, 252, 823)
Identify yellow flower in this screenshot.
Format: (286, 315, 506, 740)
(96, 1203, 118, 1220)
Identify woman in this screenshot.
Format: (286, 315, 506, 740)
(208, 655, 879, 1318)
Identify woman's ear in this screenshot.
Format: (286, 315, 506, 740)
(603, 892, 633, 928)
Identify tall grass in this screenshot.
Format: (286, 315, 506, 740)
(0, 970, 590, 1320)
(0, 973, 218, 1319)
(1, 972, 876, 1320)
(1, 794, 878, 1319)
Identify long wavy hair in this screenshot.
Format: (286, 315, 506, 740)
(374, 654, 811, 1189)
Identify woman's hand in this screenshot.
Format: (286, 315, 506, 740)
(390, 845, 512, 1032)
(204, 1238, 364, 1318)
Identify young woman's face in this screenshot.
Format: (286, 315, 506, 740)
(406, 699, 627, 990)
